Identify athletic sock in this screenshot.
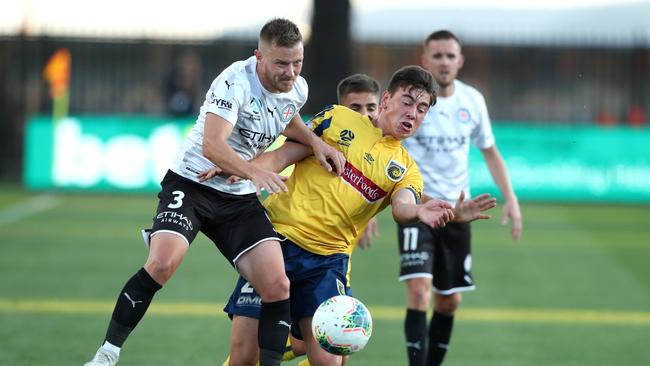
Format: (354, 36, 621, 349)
(427, 311, 454, 366)
(404, 308, 427, 366)
(104, 267, 162, 347)
(282, 336, 297, 360)
(282, 350, 297, 361)
(258, 299, 291, 366)
(100, 341, 121, 356)
(297, 359, 310, 366)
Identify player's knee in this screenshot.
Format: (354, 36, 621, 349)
(144, 258, 177, 284)
(406, 278, 432, 309)
(257, 274, 290, 302)
(435, 293, 461, 315)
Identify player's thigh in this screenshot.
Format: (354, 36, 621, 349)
(397, 222, 434, 281)
(433, 222, 474, 294)
(235, 239, 288, 301)
(299, 317, 343, 366)
(202, 194, 279, 265)
(145, 233, 189, 271)
(283, 242, 349, 333)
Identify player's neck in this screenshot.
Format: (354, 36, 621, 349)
(255, 64, 278, 93)
(438, 81, 456, 98)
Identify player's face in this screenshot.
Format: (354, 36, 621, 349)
(379, 86, 431, 140)
(340, 91, 379, 119)
(256, 41, 304, 93)
(421, 39, 464, 88)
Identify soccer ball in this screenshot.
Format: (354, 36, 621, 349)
(311, 295, 373, 355)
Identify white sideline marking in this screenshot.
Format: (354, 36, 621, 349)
(0, 194, 61, 226)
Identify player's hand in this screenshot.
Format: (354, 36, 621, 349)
(198, 166, 223, 182)
(312, 139, 345, 175)
(357, 217, 379, 250)
(249, 167, 289, 196)
(502, 198, 522, 241)
(452, 192, 497, 223)
(422, 195, 454, 209)
(417, 200, 454, 228)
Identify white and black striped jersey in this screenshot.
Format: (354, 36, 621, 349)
(402, 80, 494, 204)
(171, 56, 308, 195)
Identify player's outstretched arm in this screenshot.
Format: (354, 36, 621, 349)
(198, 141, 310, 182)
(283, 114, 346, 175)
(451, 191, 497, 223)
(250, 142, 311, 173)
(391, 189, 454, 228)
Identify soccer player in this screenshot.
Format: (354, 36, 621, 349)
(221, 65, 497, 366)
(399, 30, 523, 366)
(220, 73, 382, 366)
(83, 18, 344, 366)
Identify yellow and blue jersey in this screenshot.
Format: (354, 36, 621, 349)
(264, 105, 423, 256)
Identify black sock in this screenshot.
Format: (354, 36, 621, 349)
(404, 309, 427, 366)
(104, 268, 162, 347)
(427, 311, 454, 366)
(258, 299, 291, 366)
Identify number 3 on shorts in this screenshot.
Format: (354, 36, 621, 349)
(168, 190, 185, 209)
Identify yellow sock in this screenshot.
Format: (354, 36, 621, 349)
(282, 350, 297, 361)
(297, 359, 310, 366)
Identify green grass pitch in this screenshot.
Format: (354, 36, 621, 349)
(1, 185, 649, 365)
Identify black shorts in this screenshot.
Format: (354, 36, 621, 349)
(397, 222, 474, 294)
(150, 170, 278, 265)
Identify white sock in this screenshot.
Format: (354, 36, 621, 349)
(101, 341, 121, 355)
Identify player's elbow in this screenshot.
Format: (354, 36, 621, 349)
(392, 206, 416, 225)
(202, 141, 218, 162)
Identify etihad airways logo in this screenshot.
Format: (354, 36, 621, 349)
(341, 161, 387, 203)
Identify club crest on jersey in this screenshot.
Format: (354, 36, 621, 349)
(385, 160, 407, 182)
(456, 108, 471, 123)
(280, 103, 297, 123)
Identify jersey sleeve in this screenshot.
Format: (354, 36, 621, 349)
(204, 75, 244, 125)
(391, 158, 423, 204)
(293, 76, 309, 111)
(470, 93, 495, 149)
(307, 104, 336, 136)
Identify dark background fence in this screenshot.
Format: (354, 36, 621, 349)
(1, 35, 648, 179)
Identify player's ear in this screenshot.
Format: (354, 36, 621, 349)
(380, 90, 390, 109)
(254, 49, 263, 63)
(458, 53, 465, 69)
